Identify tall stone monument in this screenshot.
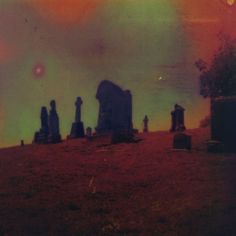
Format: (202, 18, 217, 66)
(170, 104, 186, 132)
(69, 97, 85, 138)
(48, 100, 61, 143)
(96, 80, 133, 135)
(33, 106, 49, 144)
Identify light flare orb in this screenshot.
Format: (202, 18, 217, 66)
(33, 64, 45, 78)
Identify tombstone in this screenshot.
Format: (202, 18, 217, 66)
(96, 80, 133, 135)
(20, 140, 24, 147)
(69, 97, 85, 139)
(86, 127, 93, 141)
(173, 133, 191, 150)
(143, 115, 149, 133)
(48, 100, 61, 143)
(86, 127, 92, 137)
(33, 106, 49, 144)
(207, 140, 224, 153)
(209, 96, 236, 152)
(170, 104, 186, 132)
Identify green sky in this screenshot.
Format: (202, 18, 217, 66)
(0, 0, 209, 147)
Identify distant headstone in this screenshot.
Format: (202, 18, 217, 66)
(20, 140, 24, 147)
(173, 133, 191, 150)
(69, 97, 85, 139)
(170, 104, 186, 132)
(48, 100, 61, 143)
(86, 127, 92, 137)
(143, 115, 149, 133)
(210, 96, 236, 152)
(86, 127, 93, 141)
(96, 80, 133, 135)
(33, 106, 49, 144)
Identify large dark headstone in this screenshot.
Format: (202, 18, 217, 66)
(96, 80, 133, 135)
(210, 96, 236, 152)
(69, 97, 85, 139)
(48, 100, 61, 143)
(170, 104, 186, 132)
(33, 106, 49, 144)
(173, 133, 191, 150)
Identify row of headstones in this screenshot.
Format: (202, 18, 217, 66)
(33, 98, 187, 145)
(143, 104, 186, 133)
(33, 97, 92, 144)
(143, 104, 191, 150)
(31, 95, 236, 152)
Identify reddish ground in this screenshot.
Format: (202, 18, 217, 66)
(0, 128, 236, 236)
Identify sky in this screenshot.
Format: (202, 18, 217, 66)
(0, 0, 236, 147)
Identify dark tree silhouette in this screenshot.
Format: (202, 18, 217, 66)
(196, 35, 236, 98)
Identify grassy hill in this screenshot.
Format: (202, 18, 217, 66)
(0, 128, 236, 235)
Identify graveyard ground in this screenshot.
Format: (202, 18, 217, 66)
(0, 128, 236, 235)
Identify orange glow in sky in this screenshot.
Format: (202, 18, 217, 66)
(30, 0, 105, 25)
(175, 0, 236, 59)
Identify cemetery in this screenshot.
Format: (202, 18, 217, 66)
(0, 73, 236, 234)
(1, 28, 236, 236)
(1, 126, 236, 235)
